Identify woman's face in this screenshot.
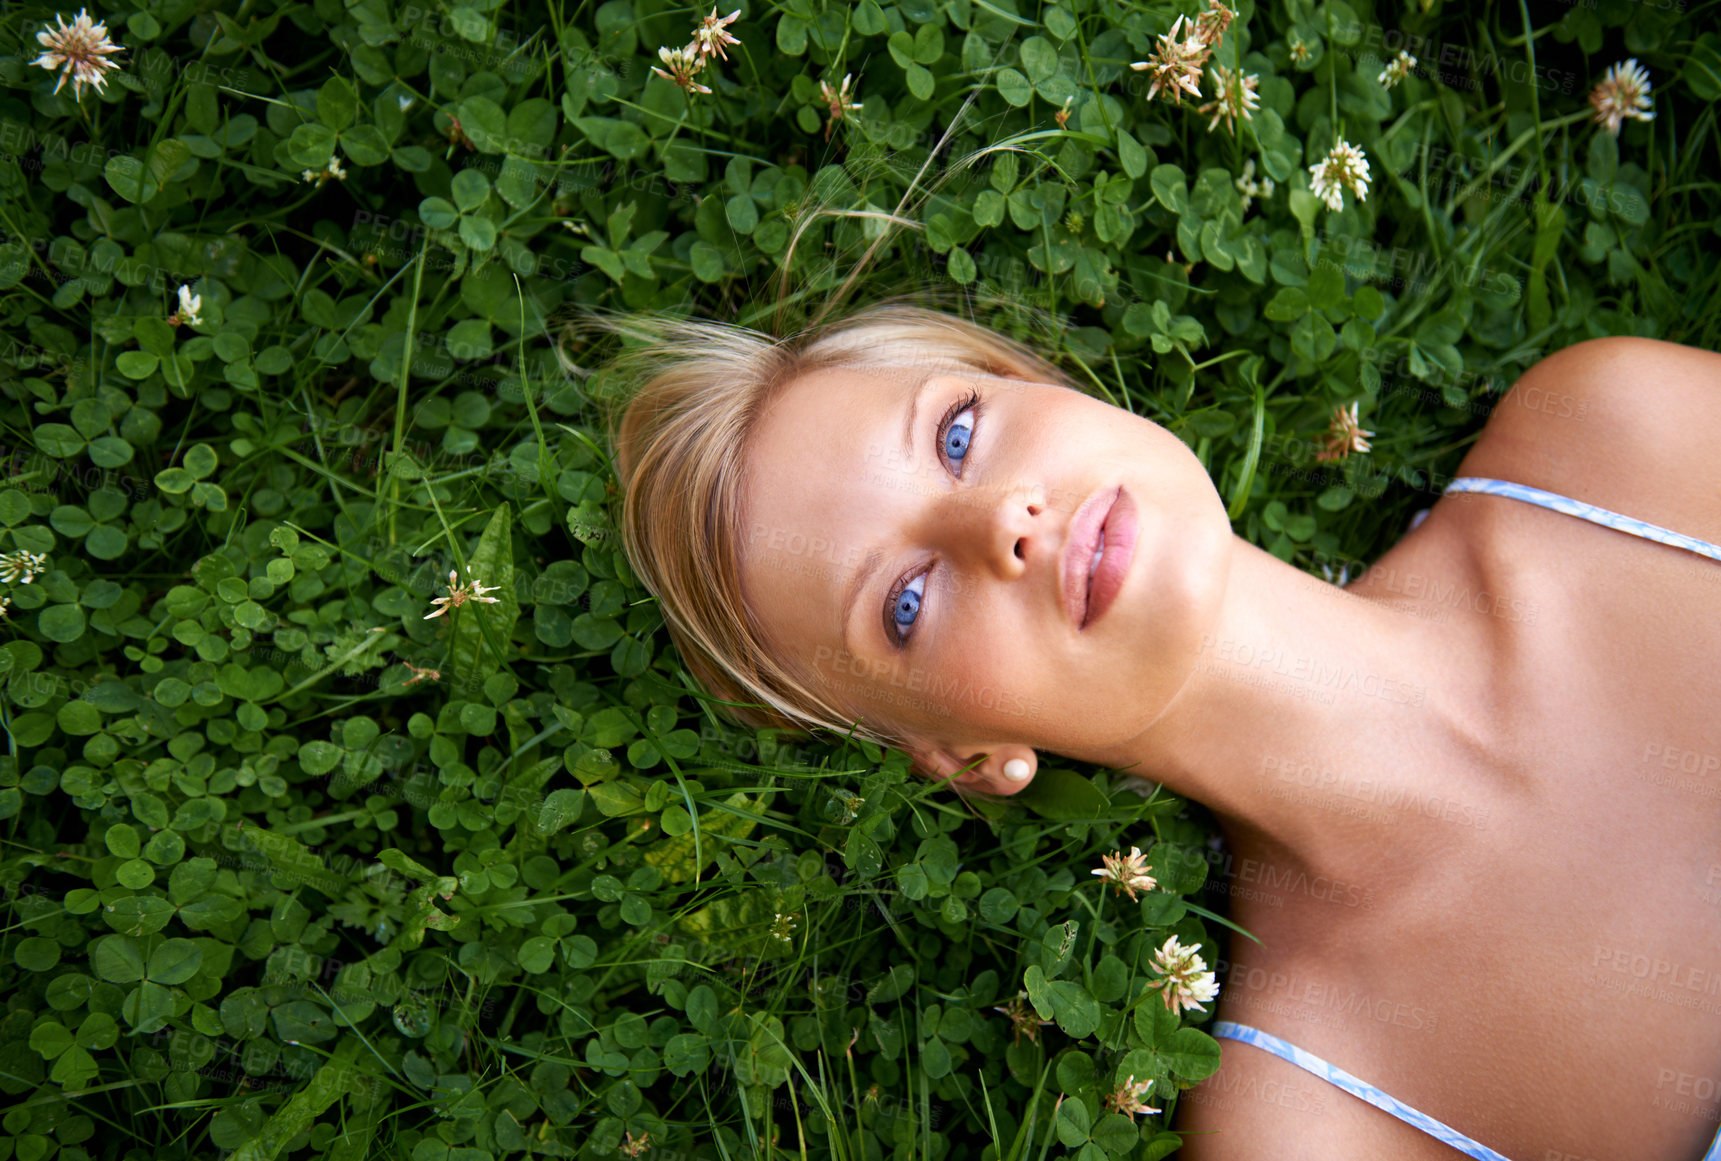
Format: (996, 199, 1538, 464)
(739, 360, 1234, 787)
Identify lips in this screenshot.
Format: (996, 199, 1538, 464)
(1084, 490, 1137, 628)
(1064, 486, 1138, 629)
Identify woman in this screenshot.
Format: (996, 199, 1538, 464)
(594, 300, 1721, 1160)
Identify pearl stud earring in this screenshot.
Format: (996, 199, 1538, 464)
(1004, 758, 1031, 781)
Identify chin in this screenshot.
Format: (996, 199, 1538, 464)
(1173, 495, 1234, 633)
(1106, 467, 1233, 713)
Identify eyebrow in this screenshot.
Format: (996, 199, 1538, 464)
(838, 370, 935, 657)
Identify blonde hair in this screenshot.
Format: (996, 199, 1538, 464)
(564, 295, 1084, 750)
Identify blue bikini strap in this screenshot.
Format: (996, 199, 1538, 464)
(1209, 1021, 1515, 1161)
(1443, 477, 1721, 564)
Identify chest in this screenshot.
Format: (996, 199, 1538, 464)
(1208, 499, 1721, 1158)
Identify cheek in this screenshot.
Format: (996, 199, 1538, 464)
(915, 608, 1043, 726)
(1053, 405, 1168, 479)
(1135, 507, 1230, 661)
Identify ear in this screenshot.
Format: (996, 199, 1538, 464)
(905, 741, 1039, 797)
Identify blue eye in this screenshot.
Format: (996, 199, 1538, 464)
(892, 574, 925, 632)
(883, 388, 985, 648)
(940, 391, 980, 471)
(944, 409, 973, 463)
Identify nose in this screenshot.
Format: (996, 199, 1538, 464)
(940, 479, 1047, 578)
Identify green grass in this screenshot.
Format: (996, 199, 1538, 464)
(0, 0, 1718, 1157)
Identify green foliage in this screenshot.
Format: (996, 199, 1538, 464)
(0, 0, 1716, 1158)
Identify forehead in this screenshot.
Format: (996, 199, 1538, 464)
(742, 361, 925, 549)
(737, 364, 936, 645)
(740, 358, 1053, 557)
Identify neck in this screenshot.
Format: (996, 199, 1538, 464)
(1062, 535, 1500, 879)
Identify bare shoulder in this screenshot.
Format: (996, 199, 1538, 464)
(1171, 1034, 1472, 1161)
(1453, 336, 1721, 544)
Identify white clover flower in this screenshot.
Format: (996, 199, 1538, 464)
(176, 284, 202, 326)
(32, 8, 126, 101)
(1193, 0, 1236, 48)
(1128, 14, 1210, 106)
(652, 44, 712, 95)
(1378, 49, 1416, 89)
(401, 662, 441, 686)
(1147, 934, 1221, 1016)
(1308, 137, 1371, 212)
(993, 990, 1056, 1045)
(819, 73, 862, 141)
(304, 157, 348, 187)
(690, 7, 742, 64)
(1092, 846, 1158, 901)
(424, 569, 502, 619)
(0, 550, 50, 585)
(1105, 1074, 1161, 1120)
(1197, 65, 1260, 135)
(1235, 157, 1274, 214)
(1589, 59, 1654, 137)
(1316, 401, 1375, 462)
